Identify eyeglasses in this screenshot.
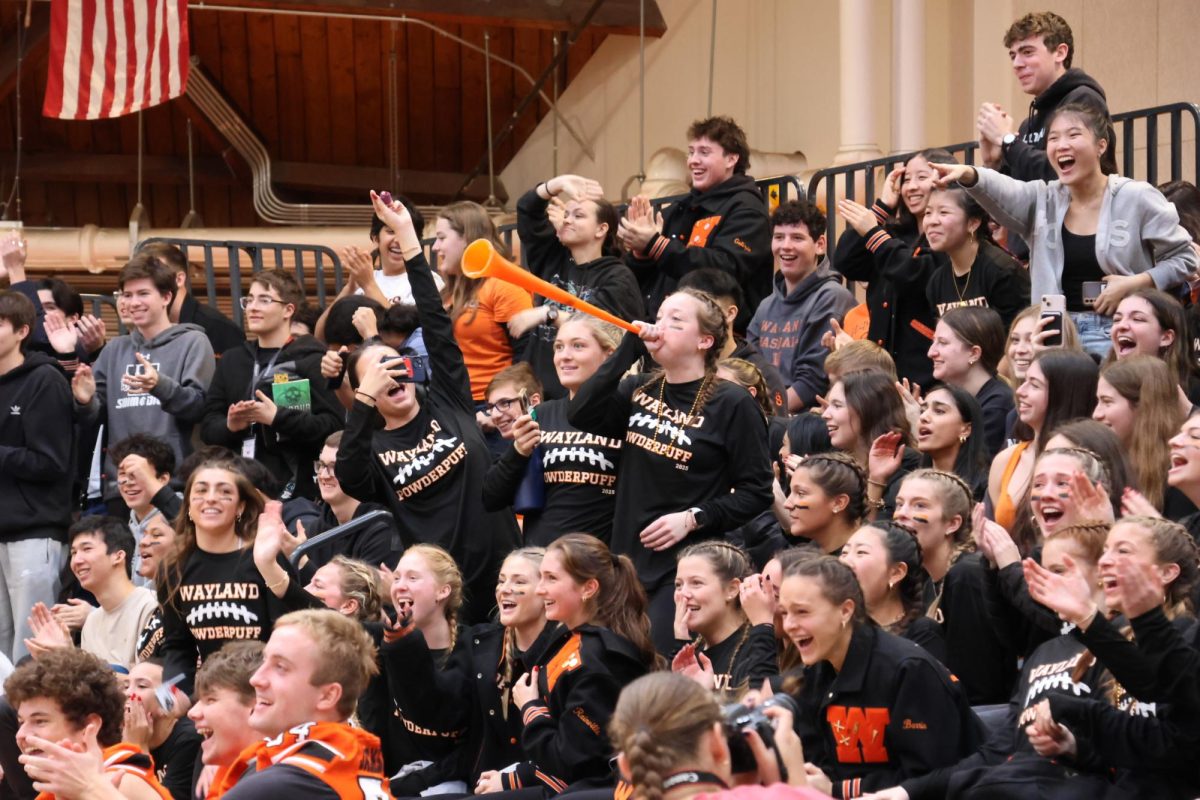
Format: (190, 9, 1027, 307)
(484, 397, 522, 415)
(313, 461, 337, 476)
(239, 295, 288, 310)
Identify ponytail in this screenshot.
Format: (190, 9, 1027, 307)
(548, 534, 663, 670)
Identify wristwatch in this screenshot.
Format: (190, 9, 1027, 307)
(686, 507, 707, 531)
(545, 306, 559, 323)
(1001, 133, 1017, 151)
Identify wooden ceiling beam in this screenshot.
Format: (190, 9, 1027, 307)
(2, 153, 239, 185)
(0, 4, 51, 103)
(3, 152, 506, 203)
(190, 0, 667, 36)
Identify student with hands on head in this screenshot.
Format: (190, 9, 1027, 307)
(833, 150, 955, 389)
(513, 173, 642, 399)
(336, 191, 519, 625)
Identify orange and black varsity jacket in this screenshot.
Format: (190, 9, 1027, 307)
(792, 623, 982, 799)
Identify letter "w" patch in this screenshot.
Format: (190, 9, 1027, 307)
(826, 705, 890, 763)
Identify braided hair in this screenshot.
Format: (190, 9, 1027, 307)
(497, 547, 546, 720)
(861, 521, 927, 634)
(609, 672, 723, 800)
(677, 541, 755, 692)
(903, 468, 976, 567)
(794, 452, 869, 525)
(404, 544, 464, 666)
(635, 288, 729, 415)
(717, 357, 773, 420)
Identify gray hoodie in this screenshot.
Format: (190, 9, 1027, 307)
(80, 323, 214, 498)
(965, 167, 1196, 303)
(747, 262, 857, 409)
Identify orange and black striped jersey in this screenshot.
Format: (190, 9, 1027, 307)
(209, 721, 392, 799)
(35, 742, 171, 800)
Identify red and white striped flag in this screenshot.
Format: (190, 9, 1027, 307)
(43, 0, 189, 120)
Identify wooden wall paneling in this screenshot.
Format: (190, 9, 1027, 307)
(351, 19, 384, 169)
(245, 12, 280, 146)
(458, 24, 485, 169)
(274, 16, 307, 162)
(488, 26, 514, 165)
(405, 20, 435, 171)
(62, 119, 99, 226)
(325, 16, 358, 166)
(44, 183, 75, 226)
(216, 12, 252, 115)
(298, 16, 333, 163)
(431, 22, 461, 173)
(391, 22, 409, 174)
(189, 10, 223, 77)
(22, 179, 47, 227)
(511, 27, 542, 151)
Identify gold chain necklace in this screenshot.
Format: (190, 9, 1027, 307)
(652, 374, 709, 445)
(953, 267, 972, 303)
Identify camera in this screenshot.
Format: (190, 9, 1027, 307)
(721, 693, 799, 774)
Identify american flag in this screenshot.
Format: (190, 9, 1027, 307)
(43, 0, 189, 120)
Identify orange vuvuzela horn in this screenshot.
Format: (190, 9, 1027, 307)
(461, 238, 641, 334)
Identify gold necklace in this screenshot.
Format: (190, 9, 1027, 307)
(652, 374, 709, 445)
(953, 267, 972, 303)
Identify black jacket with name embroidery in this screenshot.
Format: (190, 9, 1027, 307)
(791, 623, 982, 799)
(513, 624, 651, 792)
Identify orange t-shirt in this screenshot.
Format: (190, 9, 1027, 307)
(455, 277, 533, 401)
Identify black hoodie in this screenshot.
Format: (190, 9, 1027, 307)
(1003, 67, 1108, 183)
(200, 334, 343, 501)
(626, 173, 772, 332)
(0, 351, 74, 542)
(515, 189, 644, 400)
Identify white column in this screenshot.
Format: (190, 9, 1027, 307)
(834, 0, 883, 165)
(892, 0, 926, 152)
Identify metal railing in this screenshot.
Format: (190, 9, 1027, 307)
(1112, 102, 1200, 185)
(80, 293, 124, 336)
(807, 101, 1200, 251)
(135, 238, 344, 328)
(806, 142, 981, 249)
(431, 174, 805, 267)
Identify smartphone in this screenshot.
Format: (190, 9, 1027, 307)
(1040, 294, 1066, 347)
(1081, 281, 1104, 307)
(517, 388, 530, 415)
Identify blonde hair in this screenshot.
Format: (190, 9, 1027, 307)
(902, 469, 975, 563)
(273, 609, 379, 718)
(405, 544, 465, 659)
(557, 314, 622, 354)
(328, 556, 384, 622)
(999, 305, 1083, 388)
(717, 357, 773, 420)
(609, 672, 722, 800)
(824, 341, 898, 382)
(498, 547, 546, 719)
